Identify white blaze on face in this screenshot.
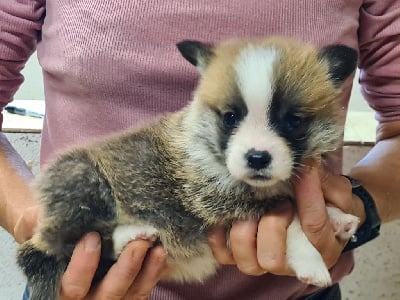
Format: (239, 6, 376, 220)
(226, 46, 293, 186)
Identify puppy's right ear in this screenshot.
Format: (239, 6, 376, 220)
(176, 40, 214, 73)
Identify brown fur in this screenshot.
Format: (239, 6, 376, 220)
(17, 37, 357, 300)
(196, 37, 342, 125)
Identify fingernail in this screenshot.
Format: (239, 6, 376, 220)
(84, 232, 100, 252)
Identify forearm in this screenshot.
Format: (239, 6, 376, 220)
(348, 121, 400, 223)
(0, 132, 36, 238)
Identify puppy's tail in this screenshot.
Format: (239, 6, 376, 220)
(17, 240, 66, 300)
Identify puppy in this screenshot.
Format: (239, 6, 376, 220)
(17, 37, 359, 300)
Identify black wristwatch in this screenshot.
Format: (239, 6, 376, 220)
(342, 175, 381, 252)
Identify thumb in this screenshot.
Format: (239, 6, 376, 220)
(293, 160, 345, 268)
(60, 232, 101, 299)
(14, 206, 40, 243)
(293, 161, 328, 238)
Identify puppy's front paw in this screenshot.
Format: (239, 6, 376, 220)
(295, 260, 332, 288)
(327, 206, 360, 240)
(288, 243, 332, 287)
(287, 216, 332, 287)
(112, 224, 158, 258)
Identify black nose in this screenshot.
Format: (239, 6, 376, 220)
(246, 150, 272, 170)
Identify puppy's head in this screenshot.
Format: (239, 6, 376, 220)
(177, 37, 357, 188)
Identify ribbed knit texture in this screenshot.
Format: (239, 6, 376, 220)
(1, 1, 400, 299)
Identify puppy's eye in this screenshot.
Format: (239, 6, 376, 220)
(286, 114, 302, 129)
(223, 112, 240, 128)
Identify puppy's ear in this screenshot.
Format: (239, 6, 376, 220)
(318, 45, 358, 86)
(176, 40, 214, 73)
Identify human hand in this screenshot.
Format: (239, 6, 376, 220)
(208, 161, 366, 276)
(59, 232, 169, 300)
(297, 162, 366, 267)
(13, 205, 40, 244)
(15, 208, 169, 299)
(208, 201, 294, 276)
(294, 162, 363, 268)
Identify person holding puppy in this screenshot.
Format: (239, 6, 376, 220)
(1, 1, 399, 299)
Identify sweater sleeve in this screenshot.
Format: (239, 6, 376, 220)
(0, 0, 45, 128)
(358, 0, 400, 123)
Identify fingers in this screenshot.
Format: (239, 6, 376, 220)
(295, 164, 328, 237)
(230, 220, 265, 275)
(60, 235, 167, 300)
(91, 240, 154, 299)
(210, 161, 353, 277)
(320, 168, 352, 212)
(320, 171, 366, 225)
(209, 202, 294, 276)
(125, 245, 169, 299)
(256, 202, 294, 275)
(294, 164, 343, 267)
(208, 226, 235, 265)
(60, 232, 101, 300)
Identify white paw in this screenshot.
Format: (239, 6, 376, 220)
(288, 244, 333, 287)
(287, 216, 332, 287)
(294, 260, 332, 287)
(327, 206, 360, 240)
(112, 224, 158, 258)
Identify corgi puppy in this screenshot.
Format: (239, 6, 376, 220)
(17, 37, 359, 300)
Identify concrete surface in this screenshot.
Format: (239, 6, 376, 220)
(0, 134, 399, 300)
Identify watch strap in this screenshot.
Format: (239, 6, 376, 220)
(342, 175, 381, 252)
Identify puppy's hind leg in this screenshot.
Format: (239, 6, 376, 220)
(17, 240, 66, 300)
(18, 149, 118, 299)
(36, 149, 117, 258)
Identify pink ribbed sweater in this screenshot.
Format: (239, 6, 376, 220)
(1, 1, 400, 299)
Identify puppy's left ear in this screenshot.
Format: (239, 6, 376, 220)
(176, 40, 214, 73)
(318, 45, 358, 86)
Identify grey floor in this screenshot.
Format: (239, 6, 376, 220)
(0, 134, 399, 299)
